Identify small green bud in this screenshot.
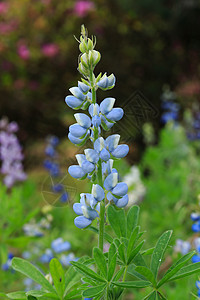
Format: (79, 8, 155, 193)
(80, 53, 88, 68)
(79, 38, 88, 53)
(78, 62, 89, 76)
(88, 50, 101, 67)
(87, 38, 94, 51)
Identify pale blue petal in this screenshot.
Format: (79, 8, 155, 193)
(89, 103, 100, 117)
(92, 184, 105, 201)
(68, 165, 85, 179)
(111, 144, 129, 158)
(94, 137, 105, 153)
(92, 115, 101, 127)
(82, 206, 99, 220)
(82, 160, 95, 173)
(76, 154, 86, 167)
(106, 108, 124, 121)
(115, 194, 129, 208)
(73, 203, 83, 215)
(104, 172, 118, 191)
(84, 149, 99, 163)
(74, 216, 92, 229)
(112, 182, 128, 196)
(97, 76, 108, 89)
(69, 87, 86, 101)
(106, 134, 120, 152)
(78, 81, 90, 93)
(107, 74, 116, 87)
(74, 113, 91, 128)
(100, 148, 110, 161)
(68, 133, 82, 144)
(69, 124, 87, 137)
(65, 96, 83, 109)
(100, 97, 115, 114)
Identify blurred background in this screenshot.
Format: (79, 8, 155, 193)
(0, 0, 200, 298)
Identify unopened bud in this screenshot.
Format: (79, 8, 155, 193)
(88, 50, 101, 67)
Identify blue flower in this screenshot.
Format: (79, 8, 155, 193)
(51, 238, 71, 253)
(104, 172, 129, 208)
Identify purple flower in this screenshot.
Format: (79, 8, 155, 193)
(17, 44, 30, 60)
(0, 118, 26, 188)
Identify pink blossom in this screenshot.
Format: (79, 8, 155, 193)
(74, 0, 95, 17)
(17, 44, 30, 60)
(41, 43, 59, 58)
(0, 2, 9, 15)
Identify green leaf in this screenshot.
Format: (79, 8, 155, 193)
(26, 291, 58, 299)
(64, 256, 90, 295)
(127, 206, 140, 238)
(141, 248, 155, 256)
(168, 262, 200, 282)
(127, 264, 148, 281)
(108, 253, 117, 281)
(50, 258, 65, 298)
(135, 266, 156, 286)
(70, 261, 106, 283)
(108, 243, 116, 268)
(63, 289, 82, 299)
(112, 281, 151, 288)
(157, 250, 196, 288)
(127, 240, 145, 265)
(6, 292, 27, 299)
(113, 267, 125, 281)
(150, 230, 172, 279)
(83, 283, 107, 298)
(11, 258, 56, 294)
(107, 206, 126, 238)
(133, 253, 147, 267)
(147, 291, 156, 300)
(118, 243, 126, 263)
(27, 297, 37, 300)
(127, 226, 140, 258)
(93, 247, 107, 278)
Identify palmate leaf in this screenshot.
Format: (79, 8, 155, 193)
(82, 283, 107, 298)
(70, 261, 106, 283)
(150, 230, 172, 279)
(93, 247, 107, 278)
(11, 258, 56, 294)
(157, 250, 196, 288)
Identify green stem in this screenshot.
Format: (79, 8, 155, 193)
(97, 160, 105, 251)
(122, 266, 128, 282)
(88, 70, 104, 251)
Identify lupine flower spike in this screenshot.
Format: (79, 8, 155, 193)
(65, 25, 129, 236)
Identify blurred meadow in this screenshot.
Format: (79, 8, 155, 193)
(0, 0, 200, 299)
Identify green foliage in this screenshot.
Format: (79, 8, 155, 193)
(140, 124, 200, 245)
(0, 181, 39, 265)
(5, 206, 200, 299)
